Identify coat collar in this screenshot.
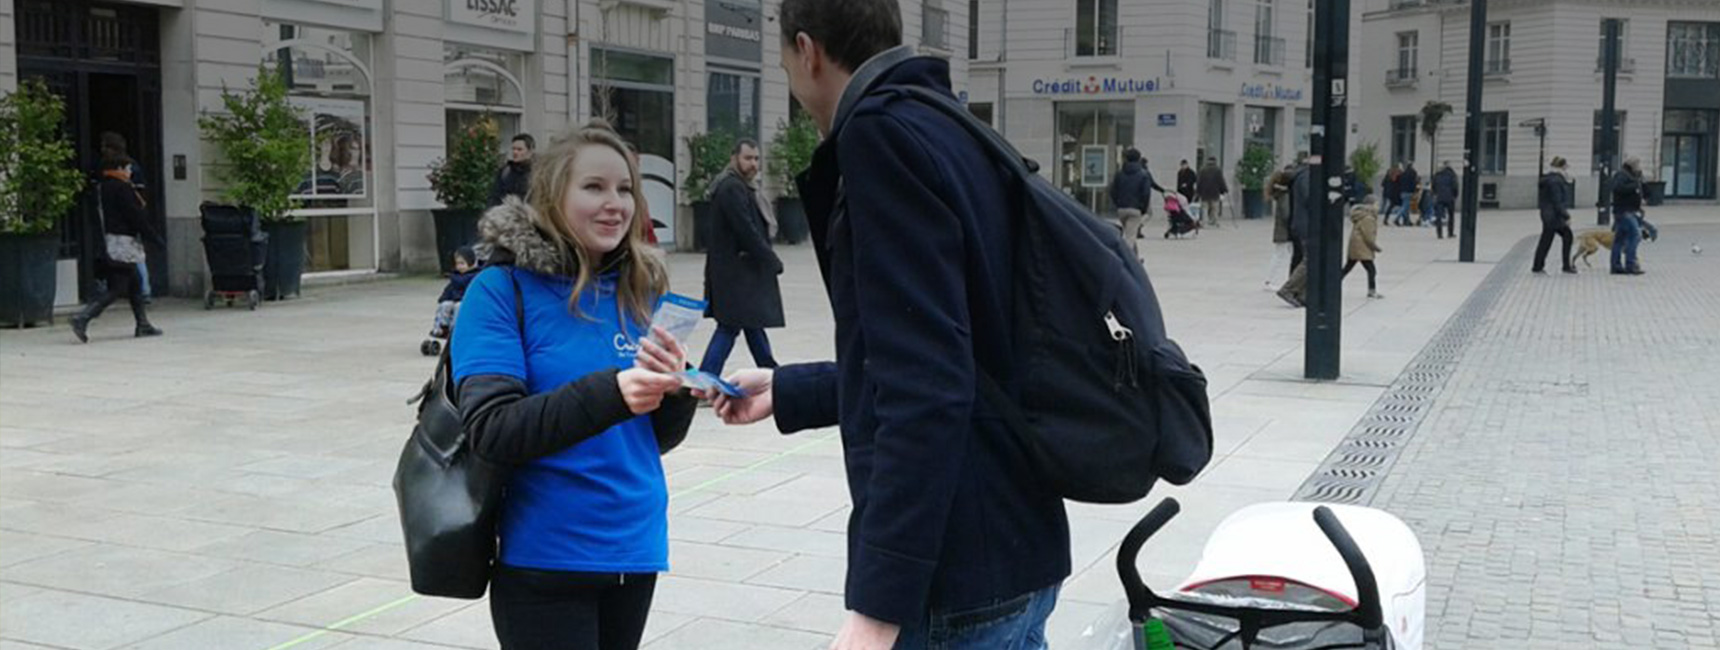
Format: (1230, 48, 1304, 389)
(828, 45, 917, 141)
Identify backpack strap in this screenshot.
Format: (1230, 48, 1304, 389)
(872, 85, 1041, 176)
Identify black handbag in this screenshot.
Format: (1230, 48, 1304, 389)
(393, 270, 524, 599)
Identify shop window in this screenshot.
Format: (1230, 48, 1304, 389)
(1055, 101, 1134, 214)
(707, 69, 760, 141)
(1391, 115, 1417, 166)
(1480, 112, 1509, 174)
(445, 44, 526, 162)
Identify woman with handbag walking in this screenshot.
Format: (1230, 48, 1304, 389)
(449, 121, 696, 650)
(71, 156, 164, 342)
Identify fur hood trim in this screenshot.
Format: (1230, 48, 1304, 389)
(477, 196, 572, 276)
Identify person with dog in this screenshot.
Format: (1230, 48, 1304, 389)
(1532, 157, 1578, 275)
(1111, 148, 1168, 255)
(1432, 161, 1459, 239)
(708, 1, 1073, 646)
(1609, 157, 1648, 275)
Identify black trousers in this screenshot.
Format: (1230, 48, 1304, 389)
(1532, 222, 1574, 271)
(1342, 259, 1378, 291)
(1439, 200, 1457, 238)
(1288, 239, 1305, 282)
(82, 262, 148, 325)
(490, 568, 657, 650)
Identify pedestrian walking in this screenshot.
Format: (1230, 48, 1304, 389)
(1394, 161, 1420, 226)
(699, 138, 785, 376)
(1263, 164, 1297, 292)
(98, 132, 152, 303)
(1110, 148, 1166, 256)
(71, 156, 165, 343)
(450, 121, 696, 650)
(1197, 157, 1228, 228)
(1432, 161, 1458, 239)
(1343, 203, 1385, 298)
(1380, 164, 1401, 222)
(1277, 163, 1314, 308)
(488, 133, 535, 208)
(1610, 157, 1648, 275)
(1176, 159, 1198, 204)
(710, 2, 1071, 647)
(1532, 156, 1577, 275)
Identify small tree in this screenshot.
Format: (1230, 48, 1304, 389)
(428, 116, 502, 211)
(1350, 140, 1384, 188)
(0, 79, 84, 235)
(1235, 143, 1277, 191)
(199, 66, 311, 222)
(1419, 101, 1453, 169)
(766, 114, 819, 199)
(683, 130, 738, 204)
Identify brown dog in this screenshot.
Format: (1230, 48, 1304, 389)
(1574, 229, 1613, 267)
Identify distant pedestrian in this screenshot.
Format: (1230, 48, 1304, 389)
(1394, 161, 1419, 226)
(488, 133, 535, 207)
(1109, 148, 1167, 256)
(1532, 157, 1577, 275)
(1197, 157, 1228, 228)
(72, 156, 165, 343)
(1432, 161, 1459, 239)
(99, 132, 152, 303)
(1343, 204, 1385, 298)
(700, 138, 784, 377)
(1176, 159, 1198, 204)
(1263, 164, 1297, 292)
(1380, 164, 1401, 221)
(1277, 162, 1314, 308)
(1610, 157, 1647, 275)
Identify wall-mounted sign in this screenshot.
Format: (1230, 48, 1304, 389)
(1158, 113, 1178, 127)
(1081, 145, 1110, 188)
(706, 1, 763, 61)
(1239, 82, 1304, 102)
(449, 0, 535, 34)
(1032, 76, 1161, 96)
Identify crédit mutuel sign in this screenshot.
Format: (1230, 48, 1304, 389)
(1031, 76, 1163, 96)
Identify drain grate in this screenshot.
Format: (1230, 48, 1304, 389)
(1292, 238, 1534, 505)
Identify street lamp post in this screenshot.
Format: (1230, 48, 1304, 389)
(1597, 18, 1623, 226)
(1304, 0, 1349, 380)
(1458, 0, 1487, 263)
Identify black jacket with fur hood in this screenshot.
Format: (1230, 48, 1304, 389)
(457, 198, 694, 463)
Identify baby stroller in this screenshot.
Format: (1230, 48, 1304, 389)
(199, 203, 268, 310)
(1090, 497, 1425, 650)
(421, 245, 478, 356)
(1164, 194, 1201, 239)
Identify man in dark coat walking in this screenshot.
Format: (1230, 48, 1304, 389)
(1393, 161, 1420, 226)
(1110, 148, 1166, 256)
(1431, 161, 1459, 239)
(1276, 163, 1315, 308)
(699, 138, 785, 376)
(1532, 156, 1577, 275)
(487, 133, 534, 208)
(1196, 157, 1228, 227)
(1176, 159, 1198, 203)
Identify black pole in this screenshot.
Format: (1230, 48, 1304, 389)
(1597, 18, 1622, 226)
(1458, 0, 1486, 263)
(1304, 0, 1349, 380)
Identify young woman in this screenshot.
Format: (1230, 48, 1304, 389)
(450, 121, 695, 650)
(71, 155, 164, 342)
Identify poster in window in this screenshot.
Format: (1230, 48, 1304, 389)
(1081, 145, 1110, 188)
(290, 97, 369, 199)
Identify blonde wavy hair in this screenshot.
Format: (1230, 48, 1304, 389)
(526, 120, 668, 326)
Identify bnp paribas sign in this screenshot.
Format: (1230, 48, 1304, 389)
(449, 0, 536, 34)
(1031, 76, 1163, 96)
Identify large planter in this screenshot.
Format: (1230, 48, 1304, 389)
(262, 220, 307, 301)
(1242, 189, 1267, 219)
(692, 202, 714, 253)
(775, 197, 808, 244)
(1643, 180, 1666, 206)
(433, 208, 484, 274)
(0, 233, 59, 328)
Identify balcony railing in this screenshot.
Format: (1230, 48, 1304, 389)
(1595, 56, 1637, 73)
(1484, 58, 1512, 75)
(1253, 35, 1287, 66)
(1066, 27, 1122, 58)
(1386, 67, 1418, 87)
(1208, 28, 1237, 61)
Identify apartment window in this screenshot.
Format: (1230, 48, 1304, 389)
(1667, 22, 1720, 79)
(1391, 116, 1418, 167)
(1486, 22, 1511, 74)
(1596, 19, 1631, 71)
(1480, 112, 1509, 174)
(968, 0, 979, 59)
(1396, 31, 1418, 78)
(1304, 0, 1313, 68)
(1253, 0, 1281, 65)
(1592, 111, 1627, 173)
(1208, 0, 1236, 60)
(1075, 0, 1120, 57)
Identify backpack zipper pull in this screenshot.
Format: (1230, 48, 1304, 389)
(1105, 311, 1139, 390)
(1104, 311, 1134, 341)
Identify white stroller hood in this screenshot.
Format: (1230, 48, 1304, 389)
(1176, 502, 1427, 650)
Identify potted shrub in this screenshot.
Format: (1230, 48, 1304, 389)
(766, 114, 819, 244)
(1349, 140, 1384, 202)
(682, 130, 737, 252)
(1235, 143, 1277, 219)
(200, 66, 312, 300)
(427, 116, 501, 274)
(0, 79, 85, 327)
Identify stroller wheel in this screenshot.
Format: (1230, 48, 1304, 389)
(204, 291, 216, 310)
(421, 340, 442, 356)
(247, 290, 260, 311)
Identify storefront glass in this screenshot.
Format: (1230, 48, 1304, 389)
(1245, 105, 1280, 155)
(1055, 101, 1136, 214)
(446, 45, 526, 158)
(592, 49, 675, 159)
(1199, 102, 1230, 168)
(1661, 109, 1717, 198)
(707, 69, 760, 141)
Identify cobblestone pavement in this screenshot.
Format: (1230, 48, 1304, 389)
(1368, 223, 1720, 648)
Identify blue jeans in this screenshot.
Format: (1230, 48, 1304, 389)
(893, 585, 1060, 650)
(1611, 212, 1642, 271)
(1394, 192, 1416, 224)
(136, 262, 151, 299)
(698, 324, 777, 376)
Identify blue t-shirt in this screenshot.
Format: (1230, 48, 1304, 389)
(451, 266, 668, 573)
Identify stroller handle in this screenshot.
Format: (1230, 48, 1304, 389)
(1116, 498, 1182, 620)
(1311, 506, 1384, 631)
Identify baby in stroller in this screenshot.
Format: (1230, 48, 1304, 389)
(1164, 192, 1202, 239)
(421, 245, 477, 356)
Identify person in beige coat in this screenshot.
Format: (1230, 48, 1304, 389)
(1342, 204, 1384, 299)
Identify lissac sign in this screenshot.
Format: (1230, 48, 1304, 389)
(1031, 76, 1162, 96)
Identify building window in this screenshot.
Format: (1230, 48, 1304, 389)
(707, 69, 760, 141)
(1395, 31, 1418, 79)
(1390, 116, 1417, 166)
(1485, 22, 1511, 74)
(1596, 19, 1632, 72)
(592, 48, 676, 160)
(923, 4, 950, 51)
(969, 102, 994, 126)
(1667, 22, 1720, 79)
(1208, 0, 1235, 60)
(1245, 105, 1280, 154)
(1592, 111, 1627, 174)
(1253, 0, 1283, 66)
(1480, 112, 1509, 174)
(1304, 0, 1314, 68)
(968, 0, 979, 59)
(1074, 0, 1120, 57)
(1055, 101, 1135, 212)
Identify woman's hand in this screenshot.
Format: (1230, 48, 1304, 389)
(617, 368, 684, 415)
(636, 326, 687, 375)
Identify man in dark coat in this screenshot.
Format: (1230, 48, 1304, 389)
(487, 133, 534, 208)
(1196, 157, 1228, 227)
(706, 1, 1070, 646)
(1110, 148, 1167, 255)
(1609, 157, 1647, 275)
(1432, 161, 1459, 239)
(1394, 161, 1420, 226)
(1176, 159, 1198, 203)
(1532, 156, 1577, 275)
(699, 138, 785, 376)
(1276, 163, 1315, 308)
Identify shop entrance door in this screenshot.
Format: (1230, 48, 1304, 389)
(1661, 133, 1714, 199)
(1055, 101, 1136, 216)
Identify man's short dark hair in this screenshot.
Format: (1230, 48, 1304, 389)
(101, 155, 133, 171)
(779, 0, 902, 73)
(1181, 159, 1189, 165)
(512, 133, 535, 150)
(1124, 148, 1141, 163)
(732, 138, 759, 155)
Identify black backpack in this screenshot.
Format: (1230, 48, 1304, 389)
(877, 85, 1215, 504)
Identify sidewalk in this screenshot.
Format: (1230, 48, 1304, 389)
(3, 206, 1706, 649)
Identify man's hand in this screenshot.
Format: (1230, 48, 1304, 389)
(617, 368, 683, 415)
(830, 612, 900, 650)
(713, 368, 774, 425)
